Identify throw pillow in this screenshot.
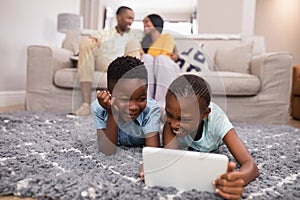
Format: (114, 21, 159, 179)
(214, 42, 253, 74)
(62, 30, 81, 54)
(177, 44, 211, 73)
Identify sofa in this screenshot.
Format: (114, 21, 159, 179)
(26, 32, 293, 124)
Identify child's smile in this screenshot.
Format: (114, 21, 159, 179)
(165, 93, 202, 137)
(112, 78, 148, 121)
(172, 129, 187, 137)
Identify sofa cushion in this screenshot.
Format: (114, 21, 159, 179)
(206, 71, 260, 96)
(177, 44, 211, 73)
(54, 68, 107, 89)
(214, 42, 253, 74)
(185, 71, 260, 96)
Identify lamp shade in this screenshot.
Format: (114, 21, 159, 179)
(57, 13, 82, 33)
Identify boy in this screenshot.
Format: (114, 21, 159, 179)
(91, 56, 160, 155)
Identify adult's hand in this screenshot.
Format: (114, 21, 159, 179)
(89, 36, 100, 47)
(171, 53, 179, 62)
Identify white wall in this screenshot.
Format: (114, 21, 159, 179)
(0, 0, 80, 106)
(196, 0, 256, 35)
(197, 0, 243, 34)
(254, 0, 300, 64)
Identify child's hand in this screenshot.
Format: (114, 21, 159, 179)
(96, 90, 112, 110)
(213, 162, 245, 200)
(139, 163, 145, 181)
(96, 90, 119, 115)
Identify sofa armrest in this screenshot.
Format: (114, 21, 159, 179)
(27, 45, 73, 93)
(250, 52, 293, 102)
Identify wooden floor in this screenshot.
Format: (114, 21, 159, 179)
(0, 105, 25, 113)
(0, 104, 299, 200)
(0, 197, 34, 200)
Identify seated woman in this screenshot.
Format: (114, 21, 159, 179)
(141, 14, 181, 109)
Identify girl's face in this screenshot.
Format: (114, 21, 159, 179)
(143, 17, 156, 34)
(112, 78, 147, 122)
(165, 93, 209, 137)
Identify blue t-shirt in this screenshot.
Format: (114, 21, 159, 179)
(91, 97, 161, 146)
(177, 102, 233, 152)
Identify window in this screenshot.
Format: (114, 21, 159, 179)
(102, 3, 198, 35)
(131, 21, 194, 35)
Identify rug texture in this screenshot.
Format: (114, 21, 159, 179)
(0, 111, 299, 200)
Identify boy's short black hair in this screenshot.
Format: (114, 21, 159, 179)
(107, 56, 148, 92)
(116, 6, 132, 15)
(167, 74, 211, 109)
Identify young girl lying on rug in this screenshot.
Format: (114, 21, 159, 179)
(91, 56, 161, 155)
(140, 74, 259, 199)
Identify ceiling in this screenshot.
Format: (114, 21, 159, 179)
(101, 0, 197, 20)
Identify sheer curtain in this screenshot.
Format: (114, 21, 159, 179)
(80, 0, 102, 30)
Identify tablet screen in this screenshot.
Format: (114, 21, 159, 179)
(143, 147, 228, 192)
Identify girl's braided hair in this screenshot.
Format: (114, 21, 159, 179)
(167, 74, 211, 109)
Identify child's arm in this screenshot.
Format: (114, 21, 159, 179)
(96, 90, 119, 156)
(145, 132, 160, 147)
(162, 121, 178, 149)
(139, 132, 160, 180)
(214, 128, 259, 199)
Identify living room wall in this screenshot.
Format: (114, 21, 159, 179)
(0, 0, 80, 106)
(254, 0, 300, 64)
(1, 0, 299, 108)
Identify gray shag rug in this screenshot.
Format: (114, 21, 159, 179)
(0, 111, 299, 200)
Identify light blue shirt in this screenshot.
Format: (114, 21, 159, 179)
(178, 102, 233, 152)
(91, 97, 161, 146)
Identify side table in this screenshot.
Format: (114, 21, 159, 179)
(70, 55, 78, 68)
(291, 65, 300, 120)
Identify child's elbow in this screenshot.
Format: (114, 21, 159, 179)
(254, 163, 260, 178)
(99, 147, 117, 156)
(251, 160, 260, 181)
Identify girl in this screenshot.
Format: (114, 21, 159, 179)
(162, 74, 259, 199)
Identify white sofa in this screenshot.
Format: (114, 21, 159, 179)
(26, 33, 293, 124)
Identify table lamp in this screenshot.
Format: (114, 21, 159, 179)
(57, 13, 82, 33)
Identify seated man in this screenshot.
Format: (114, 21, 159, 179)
(71, 6, 143, 116)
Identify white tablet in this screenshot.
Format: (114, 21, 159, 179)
(142, 147, 228, 192)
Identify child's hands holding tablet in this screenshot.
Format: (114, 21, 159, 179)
(213, 162, 244, 200)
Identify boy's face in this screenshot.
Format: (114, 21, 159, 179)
(165, 93, 209, 138)
(112, 78, 147, 122)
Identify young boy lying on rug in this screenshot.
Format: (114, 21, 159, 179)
(91, 56, 161, 155)
(140, 74, 259, 199)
